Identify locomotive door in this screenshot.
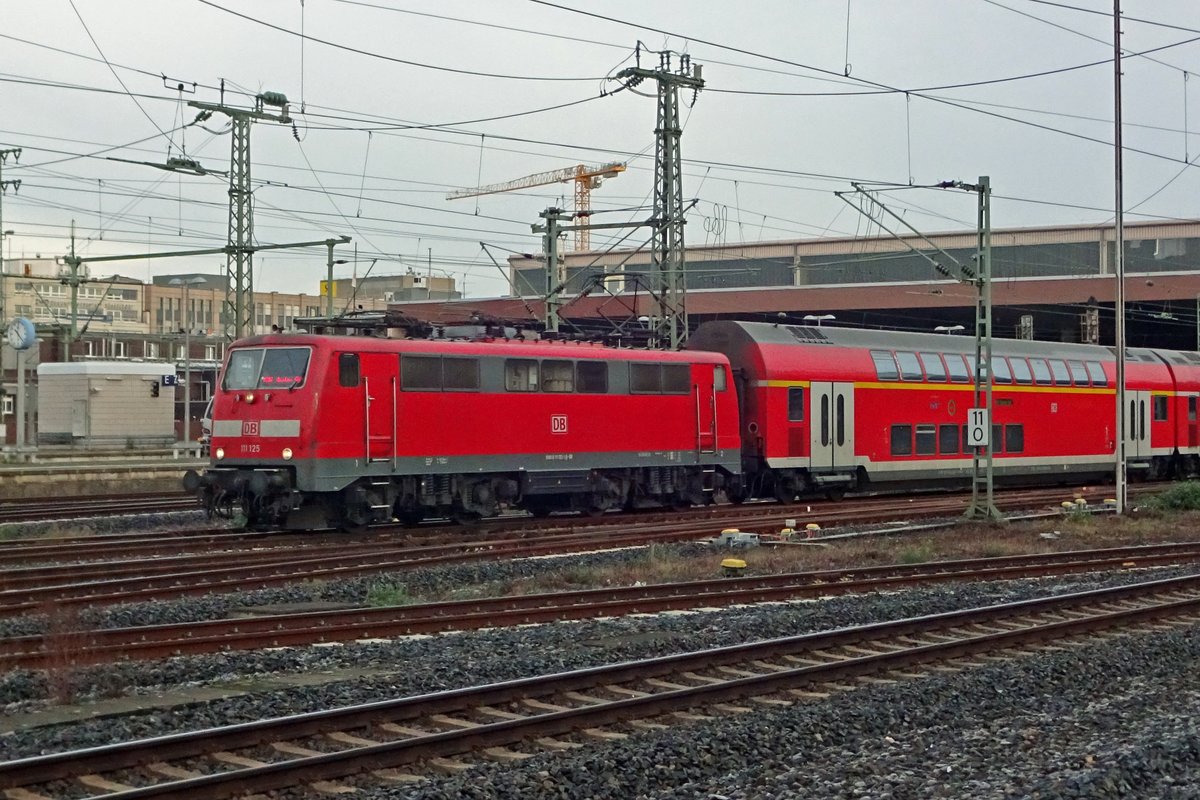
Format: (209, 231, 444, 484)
(695, 366, 717, 455)
(361, 353, 397, 462)
(1122, 390, 1149, 460)
(809, 382, 855, 471)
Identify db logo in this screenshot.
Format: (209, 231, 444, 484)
(243, 421, 260, 436)
(551, 414, 568, 434)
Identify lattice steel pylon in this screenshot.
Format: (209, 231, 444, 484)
(618, 50, 704, 350)
(189, 92, 292, 340)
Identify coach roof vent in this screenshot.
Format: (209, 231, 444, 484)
(786, 326, 830, 344)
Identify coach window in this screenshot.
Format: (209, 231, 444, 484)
(1067, 360, 1090, 385)
(787, 387, 804, 422)
(938, 423, 959, 455)
(945, 354, 970, 383)
(1190, 397, 1198, 422)
(443, 358, 480, 391)
(1005, 424, 1024, 453)
(993, 424, 1004, 453)
(662, 364, 691, 394)
(541, 360, 574, 393)
(890, 424, 913, 456)
(338, 353, 360, 387)
(991, 357, 1013, 384)
(401, 355, 442, 390)
(915, 424, 937, 455)
(1154, 395, 1169, 422)
(504, 359, 539, 392)
(871, 350, 899, 381)
(1010, 358, 1033, 385)
(1030, 359, 1053, 385)
(1048, 359, 1071, 385)
(896, 351, 923, 381)
(1085, 361, 1108, 387)
(918, 352, 947, 382)
(576, 361, 609, 393)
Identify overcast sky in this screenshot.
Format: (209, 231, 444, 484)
(2, 0, 1198, 297)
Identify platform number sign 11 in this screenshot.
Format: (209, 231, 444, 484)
(967, 408, 990, 448)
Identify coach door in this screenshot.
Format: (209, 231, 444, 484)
(361, 353, 397, 462)
(1123, 390, 1149, 460)
(809, 382, 855, 471)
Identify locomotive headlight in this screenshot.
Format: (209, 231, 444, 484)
(282, 447, 293, 460)
(244, 392, 256, 404)
(215, 447, 225, 460)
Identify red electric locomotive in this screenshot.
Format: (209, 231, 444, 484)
(186, 331, 741, 529)
(689, 320, 1200, 500)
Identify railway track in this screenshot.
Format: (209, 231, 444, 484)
(3, 572, 1197, 799)
(0, 493, 197, 524)
(5, 541, 1200, 672)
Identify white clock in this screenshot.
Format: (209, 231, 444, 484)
(5, 317, 35, 351)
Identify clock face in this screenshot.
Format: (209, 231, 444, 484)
(5, 317, 35, 350)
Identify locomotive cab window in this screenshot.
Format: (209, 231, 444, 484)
(918, 352, 947, 382)
(871, 350, 900, 381)
(338, 353, 360, 387)
(223, 347, 310, 390)
(1154, 395, 1169, 422)
(787, 387, 804, 422)
(505, 359, 539, 392)
(541, 360, 574, 393)
(896, 351, 923, 381)
(576, 361, 608, 393)
(890, 424, 913, 456)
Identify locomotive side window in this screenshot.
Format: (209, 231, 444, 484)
(402, 355, 443, 390)
(890, 424, 912, 456)
(1010, 358, 1033, 385)
(895, 351, 923, 381)
(1030, 359, 1053, 385)
(1085, 361, 1108, 387)
(224, 348, 263, 389)
(541, 360, 574, 393)
(1067, 360, 1090, 385)
(505, 359, 539, 392)
(577, 361, 609, 393)
(443, 358, 480, 391)
(918, 352, 946, 382)
(1005, 424, 1024, 453)
(338, 353, 360, 387)
(787, 387, 804, 422)
(662, 364, 691, 394)
(945, 354, 970, 383)
(871, 350, 899, 381)
(1153, 395, 1169, 421)
(713, 365, 728, 391)
(630, 363, 660, 393)
(1048, 359, 1071, 385)
(991, 357, 1012, 384)
(915, 424, 936, 455)
(938, 424, 959, 454)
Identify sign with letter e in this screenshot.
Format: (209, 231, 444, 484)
(967, 408, 989, 448)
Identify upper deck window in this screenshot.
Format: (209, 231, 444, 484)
(895, 352, 923, 381)
(223, 347, 310, 390)
(945, 354, 970, 383)
(871, 350, 899, 381)
(918, 352, 947, 382)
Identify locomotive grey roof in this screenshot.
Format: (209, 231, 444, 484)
(689, 320, 1167, 363)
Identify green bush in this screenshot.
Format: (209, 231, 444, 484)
(1143, 481, 1200, 512)
(366, 581, 413, 607)
(897, 545, 934, 565)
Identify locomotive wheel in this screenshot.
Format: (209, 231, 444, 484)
(397, 509, 424, 528)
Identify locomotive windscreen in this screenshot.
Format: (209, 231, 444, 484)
(223, 347, 312, 390)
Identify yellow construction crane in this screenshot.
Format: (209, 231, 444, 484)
(446, 161, 626, 251)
